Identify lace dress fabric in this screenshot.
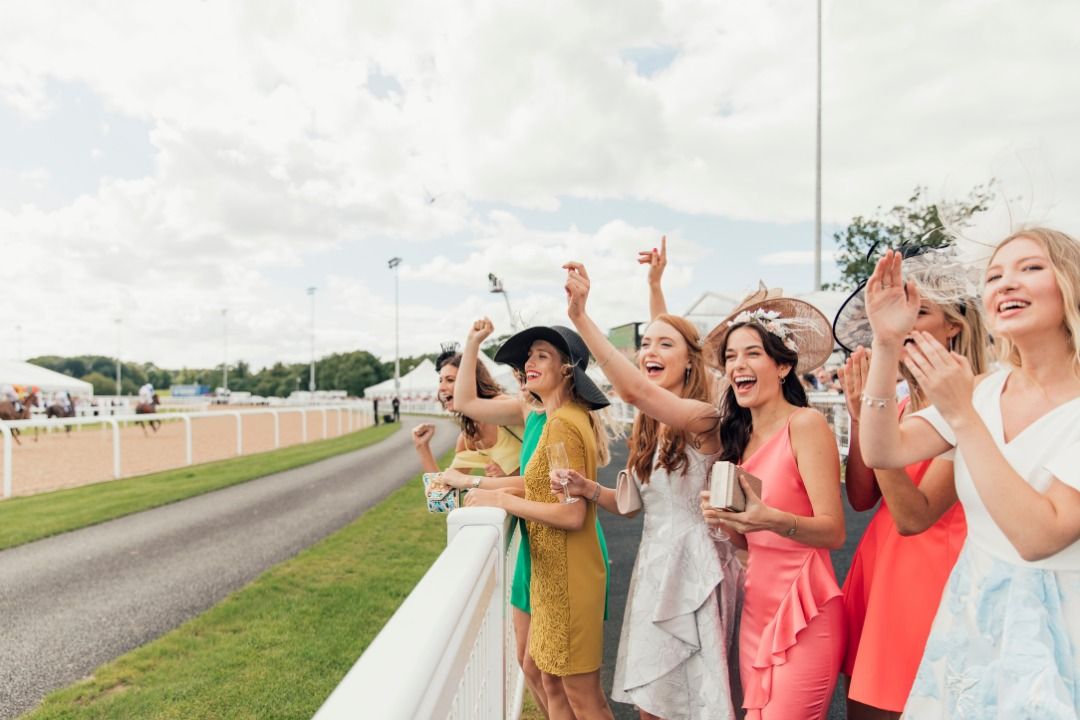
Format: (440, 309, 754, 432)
(524, 403, 606, 676)
(611, 445, 744, 719)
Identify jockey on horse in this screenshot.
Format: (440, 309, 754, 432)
(0, 385, 41, 444)
(135, 383, 161, 434)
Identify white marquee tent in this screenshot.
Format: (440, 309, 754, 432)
(0, 360, 94, 396)
(363, 353, 520, 401)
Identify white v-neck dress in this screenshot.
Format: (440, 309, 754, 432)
(904, 369, 1080, 719)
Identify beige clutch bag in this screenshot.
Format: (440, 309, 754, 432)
(615, 469, 642, 514)
(709, 460, 762, 512)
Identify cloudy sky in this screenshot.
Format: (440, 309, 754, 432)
(2, 0, 1078, 372)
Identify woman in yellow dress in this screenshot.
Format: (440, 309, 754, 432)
(466, 324, 614, 720)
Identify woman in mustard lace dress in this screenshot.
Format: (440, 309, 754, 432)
(466, 324, 615, 720)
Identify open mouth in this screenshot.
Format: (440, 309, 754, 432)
(643, 361, 665, 378)
(997, 299, 1030, 316)
(732, 375, 757, 394)
(525, 370, 541, 382)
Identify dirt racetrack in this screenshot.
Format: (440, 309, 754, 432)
(0, 407, 372, 498)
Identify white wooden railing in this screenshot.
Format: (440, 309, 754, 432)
(315, 507, 523, 720)
(0, 404, 373, 499)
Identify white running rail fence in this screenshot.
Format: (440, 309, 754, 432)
(315, 507, 524, 720)
(0, 404, 373, 499)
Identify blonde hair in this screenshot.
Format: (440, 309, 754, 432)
(902, 295, 991, 412)
(989, 227, 1080, 371)
(557, 359, 615, 467)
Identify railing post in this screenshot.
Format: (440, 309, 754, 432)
(300, 409, 308, 443)
(321, 408, 328, 439)
(272, 410, 280, 448)
(183, 415, 193, 465)
(233, 412, 243, 456)
(1, 423, 11, 498)
(108, 418, 121, 479)
(336, 407, 343, 436)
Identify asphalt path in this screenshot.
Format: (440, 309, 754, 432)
(596, 443, 873, 720)
(0, 418, 457, 720)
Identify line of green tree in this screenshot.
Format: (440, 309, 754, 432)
(30, 351, 440, 398)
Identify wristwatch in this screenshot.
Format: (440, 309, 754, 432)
(471, 477, 482, 489)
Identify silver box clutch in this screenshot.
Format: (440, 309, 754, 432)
(709, 460, 743, 511)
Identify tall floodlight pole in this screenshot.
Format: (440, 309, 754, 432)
(388, 257, 402, 397)
(307, 287, 317, 392)
(222, 308, 229, 392)
(488, 272, 518, 330)
(813, 0, 823, 291)
(114, 317, 122, 396)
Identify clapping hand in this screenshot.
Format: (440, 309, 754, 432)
(865, 250, 920, 346)
(903, 331, 977, 425)
(838, 346, 871, 423)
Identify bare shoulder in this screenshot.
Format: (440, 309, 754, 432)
(790, 406, 831, 435)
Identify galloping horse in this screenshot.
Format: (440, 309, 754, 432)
(45, 399, 77, 434)
(135, 393, 161, 434)
(0, 391, 40, 444)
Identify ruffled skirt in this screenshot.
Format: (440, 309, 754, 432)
(612, 526, 744, 719)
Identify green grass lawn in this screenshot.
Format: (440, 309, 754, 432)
(24, 449, 452, 720)
(0, 423, 400, 551)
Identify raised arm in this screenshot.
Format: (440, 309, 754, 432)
(637, 235, 669, 319)
(859, 251, 952, 467)
(454, 317, 528, 427)
(564, 261, 719, 440)
(904, 331, 1080, 560)
(838, 347, 880, 511)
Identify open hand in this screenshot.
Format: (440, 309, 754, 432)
(865, 249, 920, 346)
(838, 346, 871, 423)
(903, 331, 977, 425)
(702, 474, 780, 535)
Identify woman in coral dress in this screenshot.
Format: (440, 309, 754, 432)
(859, 234, 1080, 718)
(833, 246, 991, 719)
(701, 289, 847, 720)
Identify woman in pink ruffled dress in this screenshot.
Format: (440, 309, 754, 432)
(701, 289, 847, 720)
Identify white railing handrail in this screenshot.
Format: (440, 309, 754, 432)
(315, 507, 513, 720)
(0, 404, 371, 499)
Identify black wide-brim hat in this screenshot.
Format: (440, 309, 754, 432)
(494, 325, 610, 410)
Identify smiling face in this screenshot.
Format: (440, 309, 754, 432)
(437, 362, 458, 412)
(901, 300, 961, 357)
(984, 236, 1065, 341)
(638, 319, 691, 392)
(723, 325, 791, 408)
(523, 340, 571, 399)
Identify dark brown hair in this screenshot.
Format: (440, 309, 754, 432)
(717, 322, 808, 463)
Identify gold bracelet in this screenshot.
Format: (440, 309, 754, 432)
(861, 393, 895, 409)
(596, 349, 617, 369)
(590, 482, 602, 502)
(784, 513, 798, 537)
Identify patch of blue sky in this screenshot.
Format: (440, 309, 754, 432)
(0, 79, 154, 210)
(366, 67, 403, 100)
(620, 45, 678, 78)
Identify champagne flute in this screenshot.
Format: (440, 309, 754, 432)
(546, 442, 578, 504)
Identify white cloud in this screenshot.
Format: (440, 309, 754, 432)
(0, 0, 1078, 372)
